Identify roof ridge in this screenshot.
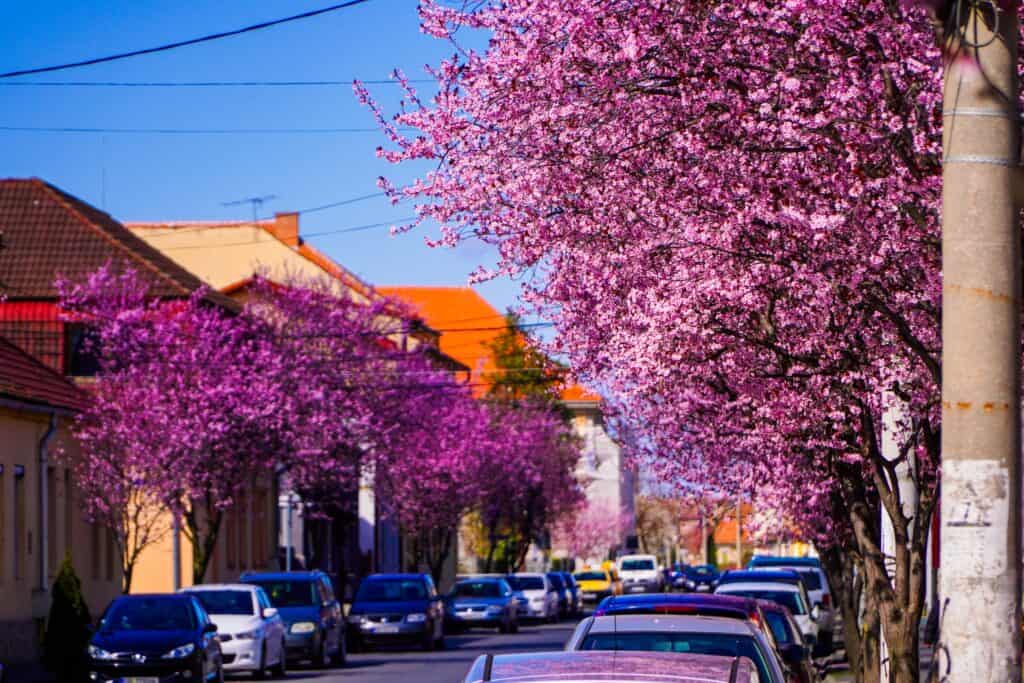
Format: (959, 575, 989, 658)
(38, 182, 194, 298)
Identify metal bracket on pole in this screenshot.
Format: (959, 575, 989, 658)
(942, 108, 1020, 119)
(943, 155, 1020, 167)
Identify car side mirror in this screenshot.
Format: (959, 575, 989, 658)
(810, 604, 822, 622)
(203, 622, 218, 633)
(261, 607, 278, 619)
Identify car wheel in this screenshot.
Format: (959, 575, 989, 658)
(314, 633, 330, 668)
(331, 629, 347, 666)
(270, 639, 287, 679)
(253, 642, 268, 679)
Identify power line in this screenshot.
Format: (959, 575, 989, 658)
(156, 216, 419, 250)
(0, 79, 433, 88)
(0, 125, 388, 135)
(0, 0, 374, 79)
(292, 192, 386, 215)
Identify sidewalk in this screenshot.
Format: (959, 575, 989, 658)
(2, 662, 55, 683)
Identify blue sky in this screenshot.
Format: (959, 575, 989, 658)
(0, 0, 528, 314)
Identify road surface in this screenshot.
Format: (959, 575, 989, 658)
(278, 620, 579, 682)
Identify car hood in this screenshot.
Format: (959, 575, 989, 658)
(517, 589, 548, 600)
(350, 600, 428, 615)
(274, 606, 321, 624)
(449, 596, 507, 608)
(92, 630, 195, 654)
(208, 614, 261, 635)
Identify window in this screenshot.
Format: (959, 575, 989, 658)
(453, 581, 503, 598)
(721, 589, 806, 615)
(621, 559, 655, 571)
(64, 324, 101, 377)
(63, 469, 73, 559)
(47, 466, 57, 575)
(355, 578, 427, 602)
(256, 588, 272, 611)
(190, 590, 256, 616)
(103, 597, 196, 632)
(765, 611, 793, 645)
(580, 632, 771, 682)
(320, 576, 335, 603)
(249, 580, 318, 607)
(14, 464, 25, 580)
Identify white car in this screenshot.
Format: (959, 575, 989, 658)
(749, 562, 838, 653)
(508, 573, 559, 621)
(616, 554, 664, 594)
(714, 580, 820, 646)
(182, 583, 287, 677)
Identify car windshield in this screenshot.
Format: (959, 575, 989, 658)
(581, 632, 772, 682)
(454, 582, 503, 598)
(190, 590, 255, 616)
(103, 598, 195, 632)
(764, 611, 794, 644)
(722, 589, 806, 615)
(548, 575, 565, 589)
(508, 576, 544, 591)
(621, 559, 655, 571)
(356, 579, 427, 602)
(692, 566, 715, 576)
(575, 572, 607, 581)
(249, 580, 318, 607)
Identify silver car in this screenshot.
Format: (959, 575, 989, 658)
(565, 613, 788, 683)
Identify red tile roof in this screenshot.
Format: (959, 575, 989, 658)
(0, 334, 84, 412)
(0, 178, 235, 309)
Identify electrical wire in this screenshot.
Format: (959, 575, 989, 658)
(0, 125, 388, 135)
(0, 79, 433, 87)
(155, 216, 420, 250)
(0, 0, 374, 79)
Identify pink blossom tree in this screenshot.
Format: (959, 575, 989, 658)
(360, 2, 952, 680)
(552, 500, 629, 564)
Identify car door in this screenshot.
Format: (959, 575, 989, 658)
(319, 576, 342, 652)
(256, 588, 284, 663)
(192, 598, 220, 675)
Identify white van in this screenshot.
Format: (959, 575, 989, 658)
(616, 554, 663, 594)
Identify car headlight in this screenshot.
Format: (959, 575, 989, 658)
(405, 613, 427, 623)
(234, 629, 259, 640)
(686, 580, 696, 589)
(162, 643, 195, 659)
(290, 621, 317, 634)
(88, 644, 117, 661)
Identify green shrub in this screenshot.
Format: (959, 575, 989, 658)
(43, 553, 93, 682)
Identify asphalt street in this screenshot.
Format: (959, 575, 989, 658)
(272, 619, 579, 683)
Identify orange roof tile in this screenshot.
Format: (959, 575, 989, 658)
(561, 384, 601, 403)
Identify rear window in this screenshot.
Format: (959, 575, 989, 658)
(581, 632, 771, 682)
(794, 569, 822, 591)
(764, 611, 793, 644)
(508, 576, 545, 591)
(621, 559, 655, 571)
(722, 589, 806, 615)
(575, 572, 607, 581)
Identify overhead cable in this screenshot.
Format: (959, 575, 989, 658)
(0, 0, 374, 79)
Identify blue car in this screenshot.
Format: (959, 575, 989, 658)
(240, 570, 345, 667)
(684, 564, 720, 591)
(348, 573, 446, 651)
(86, 593, 224, 683)
(445, 577, 520, 633)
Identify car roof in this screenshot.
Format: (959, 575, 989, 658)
(364, 573, 428, 581)
(720, 570, 802, 584)
(718, 582, 800, 593)
(587, 614, 755, 636)
(456, 576, 507, 583)
(114, 593, 193, 602)
(512, 572, 546, 578)
(748, 556, 821, 568)
(598, 593, 759, 611)
(181, 583, 259, 592)
(467, 650, 752, 683)
(241, 571, 324, 581)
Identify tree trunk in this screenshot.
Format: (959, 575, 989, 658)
(821, 545, 868, 683)
(184, 498, 224, 585)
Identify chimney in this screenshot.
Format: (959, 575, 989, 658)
(270, 211, 300, 247)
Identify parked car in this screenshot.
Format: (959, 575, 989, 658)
(685, 564, 720, 592)
(348, 573, 446, 651)
(616, 554, 664, 594)
(714, 573, 821, 651)
(573, 568, 620, 604)
(547, 572, 571, 616)
(87, 593, 224, 683)
(591, 592, 779, 651)
(508, 573, 560, 621)
(180, 583, 286, 678)
(240, 570, 345, 666)
(565, 613, 788, 683)
(748, 556, 837, 654)
(757, 599, 818, 683)
(463, 650, 756, 683)
(559, 572, 584, 615)
(446, 577, 520, 634)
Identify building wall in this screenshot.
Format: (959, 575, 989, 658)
(131, 476, 277, 593)
(0, 409, 121, 662)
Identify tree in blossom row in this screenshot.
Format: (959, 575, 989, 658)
(57, 265, 583, 589)
(357, 2, 973, 681)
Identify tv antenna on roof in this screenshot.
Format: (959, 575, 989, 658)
(222, 194, 277, 224)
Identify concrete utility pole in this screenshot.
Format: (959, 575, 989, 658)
(941, 1, 1022, 680)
